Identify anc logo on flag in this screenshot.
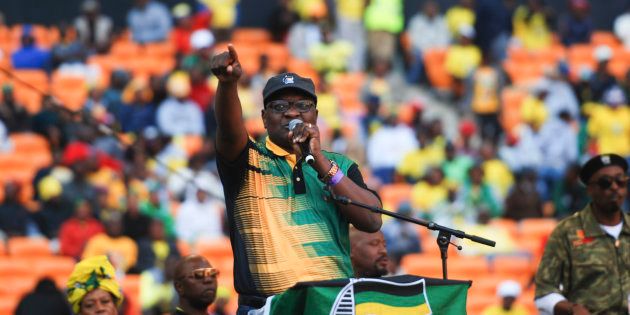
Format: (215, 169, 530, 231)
(329, 278, 432, 315)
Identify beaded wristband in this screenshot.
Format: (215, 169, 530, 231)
(319, 160, 339, 184)
(329, 169, 344, 186)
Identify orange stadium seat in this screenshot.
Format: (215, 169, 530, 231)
(447, 256, 490, 281)
(0, 292, 21, 315)
(7, 237, 52, 257)
(121, 274, 141, 315)
(11, 86, 43, 114)
(400, 253, 443, 278)
(232, 28, 271, 45)
(500, 87, 528, 135)
(110, 41, 141, 58)
(33, 256, 76, 279)
(144, 42, 176, 58)
(0, 257, 33, 278)
(378, 183, 412, 211)
(9, 132, 49, 153)
(263, 43, 290, 73)
(177, 239, 191, 257)
(54, 88, 88, 111)
(518, 218, 557, 242)
(423, 48, 453, 90)
(502, 59, 546, 86)
(195, 237, 233, 262)
(0, 275, 38, 297)
(491, 255, 534, 282)
(286, 58, 320, 89)
(10, 69, 49, 91)
(590, 31, 621, 48)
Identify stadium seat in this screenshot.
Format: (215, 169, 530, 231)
(0, 292, 21, 315)
(502, 59, 545, 86)
(121, 274, 141, 315)
(177, 239, 191, 257)
(110, 41, 141, 58)
(10, 69, 49, 91)
(232, 28, 271, 45)
(378, 183, 412, 211)
(423, 48, 453, 90)
(0, 257, 33, 278)
(262, 43, 290, 73)
(500, 87, 528, 135)
(7, 237, 52, 257)
(33, 256, 76, 279)
(447, 256, 490, 280)
(144, 42, 176, 58)
(287, 58, 320, 88)
(0, 275, 38, 297)
(518, 218, 557, 242)
(9, 132, 49, 154)
(490, 255, 533, 281)
(400, 253, 443, 278)
(11, 86, 43, 114)
(195, 237, 233, 262)
(590, 31, 621, 48)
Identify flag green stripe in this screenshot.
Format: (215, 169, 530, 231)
(354, 282, 423, 296)
(354, 291, 426, 307)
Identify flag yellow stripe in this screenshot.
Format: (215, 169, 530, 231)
(355, 302, 431, 315)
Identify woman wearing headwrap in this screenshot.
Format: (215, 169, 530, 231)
(66, 255, 123, 315)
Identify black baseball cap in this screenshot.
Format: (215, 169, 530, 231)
(579, 153, 628, 184)
(262, 72, 317, 104)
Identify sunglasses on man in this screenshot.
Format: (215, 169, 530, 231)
(186, 267, 219, 280)
(589, 175, 629, 190)
(265, 100, 316, 113)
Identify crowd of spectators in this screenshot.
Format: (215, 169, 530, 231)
(1, 0, 630, 313)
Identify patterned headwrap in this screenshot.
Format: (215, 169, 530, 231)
(66, 255, 123, 313)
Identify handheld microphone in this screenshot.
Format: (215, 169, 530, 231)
(288, 119, 315, 165)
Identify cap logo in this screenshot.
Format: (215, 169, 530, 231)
(601, 155, 611, 165)
(283, 75, 294, 85)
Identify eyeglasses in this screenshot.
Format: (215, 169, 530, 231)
(186, 267, 219, 280)
(590, 175, 629, 189)
(265, 100, 316, 113)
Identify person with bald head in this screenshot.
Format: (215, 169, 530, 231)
(350, 226, 390, 278)
(174, 255, 219, 315)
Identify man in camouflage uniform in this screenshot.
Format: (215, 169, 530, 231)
(535, 153, 630, 314)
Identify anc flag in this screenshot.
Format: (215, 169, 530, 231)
(331, 278, 431, 315)
(258, 275, 470, 315)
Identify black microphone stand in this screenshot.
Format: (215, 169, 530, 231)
(329, 192, 496, 280)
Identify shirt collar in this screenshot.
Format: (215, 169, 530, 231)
(265, 137, 297, 168)
(580, 203, 630, 237)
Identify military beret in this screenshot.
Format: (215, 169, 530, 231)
(579, 153, 628, 185)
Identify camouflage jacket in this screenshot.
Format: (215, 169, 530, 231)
(535, 204, 630, 314)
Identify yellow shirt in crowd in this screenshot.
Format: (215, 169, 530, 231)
(587, 104, 630, 157)
(410, 181, 450, 212)
(445, 6, 475, 36)
(482, 159, 514, 199)
(200, 0, 239, 28)
(337, 0, 365, 21)
(513, 5, 551, 50)
(445, 44, 482, 79)
(397, 138, 446, 181)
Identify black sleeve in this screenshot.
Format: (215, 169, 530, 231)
(216, 139, 250, 198)
(346, 163, 381, 201)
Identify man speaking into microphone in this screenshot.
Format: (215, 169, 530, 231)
(210, 45, 382, 314)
